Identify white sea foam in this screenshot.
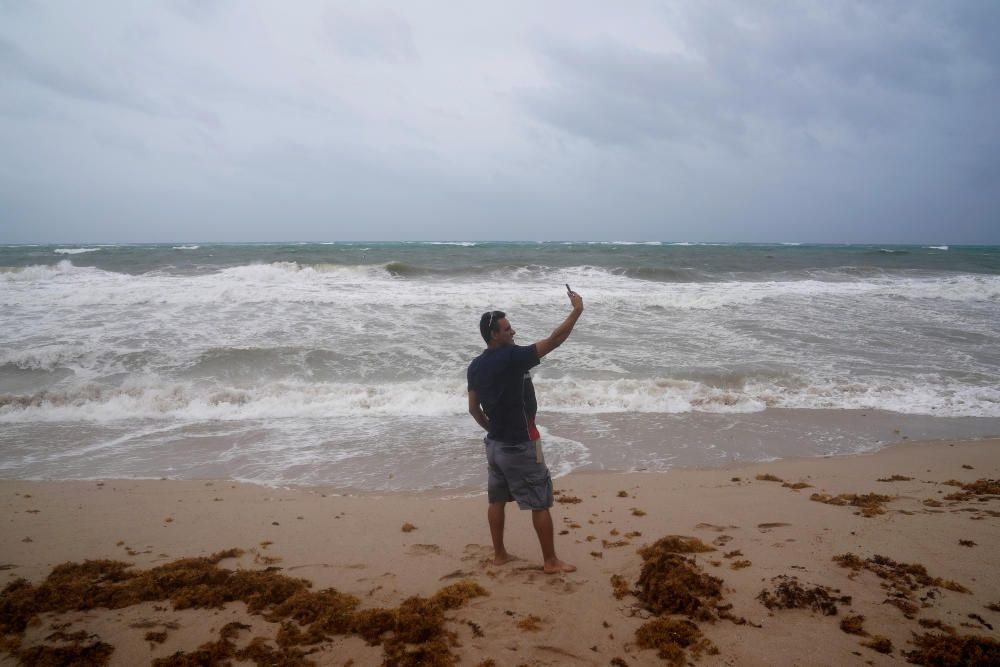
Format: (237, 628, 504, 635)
(927, 245, 949, 251)
(54, 248, 100, 254)
(0, 260, 91, 283)
(3, 372, 998, 423)
(6, 259, 998, 309)
(172, 245, 200, 250)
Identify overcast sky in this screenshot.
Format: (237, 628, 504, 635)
(1, 1, 998, 243)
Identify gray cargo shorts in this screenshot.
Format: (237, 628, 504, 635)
(484, 437, 553, 511)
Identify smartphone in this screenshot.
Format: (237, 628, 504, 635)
(565, 283, 572, 294)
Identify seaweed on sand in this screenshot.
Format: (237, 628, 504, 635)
(516, 615, 542, 632)
(0, 549, 248, 635)
(613, 535, 737, 663)
(810, 492, 893, 517)
(942, 479, 1000, 502)
(782, 481, 813, 490)
(840, 615, 867, 635)
(833, 553, 970, 595)
(903, 631, 1000, 666)
(635, 618, 718, 667)
(153, 621, 312, 667)
(918, 618, 956, 634)
(15, 638, 115, 667)
(756, 575, 851, 616)
(833, 552, 968, 621)
(553, 489, 581, 504)
(755, 474, 783, 482)
(0, 550, 489, 667)
(860, 635, 893, 654)
(610, 574, 631, 600)
(635, 537, 722, 622)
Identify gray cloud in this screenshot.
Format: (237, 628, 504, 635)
(324, 7, 418, 64)
(0, 1, 997, 244)
(522, 2, 992, 149)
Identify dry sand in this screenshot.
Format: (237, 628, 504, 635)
(1, 437, 999, 666)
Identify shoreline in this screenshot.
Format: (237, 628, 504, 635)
(4, 409, 1000, 492)
(2, 436, 999, 665)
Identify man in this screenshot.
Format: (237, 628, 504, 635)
(467, 289, 584, 574)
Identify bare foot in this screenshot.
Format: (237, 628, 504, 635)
(543, 558, 577, 574)
(493, 552, 518, 566)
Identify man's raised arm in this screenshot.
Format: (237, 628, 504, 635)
(535, 290, 584, 359)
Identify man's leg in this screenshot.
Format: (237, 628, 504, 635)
(488, 502, 515, 565)
(531, 508, 577, 573)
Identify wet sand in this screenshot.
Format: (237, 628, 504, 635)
(1, 437, 999, 665)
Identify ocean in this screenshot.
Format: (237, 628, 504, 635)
(2, 242, 999, 490)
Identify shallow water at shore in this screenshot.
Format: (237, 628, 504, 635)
(2, 408, 998, 491)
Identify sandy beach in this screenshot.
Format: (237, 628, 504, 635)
(2, 437, 999, 666)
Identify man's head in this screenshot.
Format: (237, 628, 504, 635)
(480, 310, 515, 346)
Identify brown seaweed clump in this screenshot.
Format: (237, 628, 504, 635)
(942, 479, 1000, 502)
(610, 574, 631, 600)
(833, 553, 970, 595)
(621, 535, 734, 664)
(919, 618, 957, 634)
(635, 618, 718, 667)
(346, 581, 490, 666)
(809, 492, 893, 517)
(516, 615, 542, 632)
(782, 481, 813, 490)
(4, 630, 114, 667)
(153, 621, 311, 667)
(755, 473, 783, 482)
(0, 550, 489, 667)
(839, 614, 867, 635)
(635, 537, 722, 622)
(877, 474, 913, 482)
(860, 635, 893, 654)
(833, 552, 968, 622)
(903, 631, 1000, 666)
(0, 549, 249, 636)
(756, 576, 851, 616)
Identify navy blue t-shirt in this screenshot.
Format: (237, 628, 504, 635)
(467, 343, 541, 443)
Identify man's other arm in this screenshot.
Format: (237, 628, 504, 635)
(468, 390, 490, 431)
(535, 290, 584, 359)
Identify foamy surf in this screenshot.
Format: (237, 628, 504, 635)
(1, 242, 997, 488)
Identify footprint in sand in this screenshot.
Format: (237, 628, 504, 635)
(287, 562, 366, 572)
(713, 535, 734, 547)
(544, 576, 578, 594)
(407, 543, 442, 556)
(757, 522, 792, 533)
(695, 523, 730, 532)
(462, 544, 495, 564)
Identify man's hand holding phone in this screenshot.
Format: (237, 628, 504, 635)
(565, 283, 583, 312)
